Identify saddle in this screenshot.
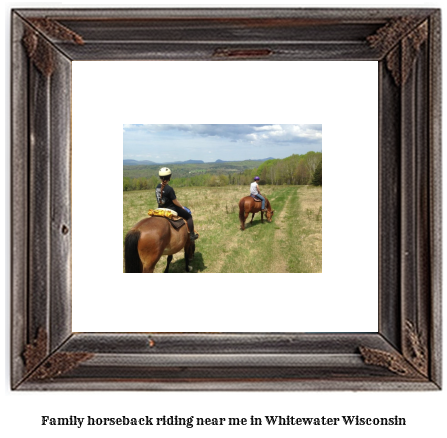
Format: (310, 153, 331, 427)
(165, 216, 199, 238)
(166, 216, 187, 230)
(250, 194, 262, 202)
(147, 209, 186, 230)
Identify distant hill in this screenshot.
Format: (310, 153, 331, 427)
(256, 157, 275, 162)
(124, 158, 275, 166)
(214, 157, 275, 163)
(165, 159, 205, 164)
(124, 151, 321, 188)
(123, 159, 205, 165)
(123, 159, 158, 165)
(212, 157, 275, 164)
(177, 159, 204, 164)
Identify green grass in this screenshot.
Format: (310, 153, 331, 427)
(288, 186, 323, 273)
(123, 185, 322, 273)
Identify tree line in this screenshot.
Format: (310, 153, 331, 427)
(123, 151, 322, 191)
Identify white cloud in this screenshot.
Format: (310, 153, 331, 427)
(123, 124, 322, 161)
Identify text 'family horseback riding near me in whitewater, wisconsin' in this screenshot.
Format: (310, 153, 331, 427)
(41, 414, 407, 428)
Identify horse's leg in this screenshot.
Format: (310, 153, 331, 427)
(243, 212, 249, 229)
(239, 210, 246, 231)
(240, 212, 248, 231)
(250, 212, 255, 225)
(141, 253, 161, 273)
(261, 211, 264, 223)
(184, 252, 190, 272)
(164, 255, 173, 273)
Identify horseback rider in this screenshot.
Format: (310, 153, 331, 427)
(156, 167, 199, 242)
(250, 176, 267, 212)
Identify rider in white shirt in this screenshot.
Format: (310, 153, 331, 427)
(250, 176, 267, 211)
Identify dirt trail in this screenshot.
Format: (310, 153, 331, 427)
(270, 189, 294, 273)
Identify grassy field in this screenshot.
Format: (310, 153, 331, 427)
(123, 185, 322, 273)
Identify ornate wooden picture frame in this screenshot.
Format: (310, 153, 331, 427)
(11, 8, 441, 390)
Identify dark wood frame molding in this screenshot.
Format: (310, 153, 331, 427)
(11, 8, 442, 390)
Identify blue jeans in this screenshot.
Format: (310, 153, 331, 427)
(256, 194, 265, 210)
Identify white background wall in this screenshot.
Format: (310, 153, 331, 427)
(2, 1, 445, 437)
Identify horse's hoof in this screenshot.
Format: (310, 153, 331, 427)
(188, 266, 193, 272)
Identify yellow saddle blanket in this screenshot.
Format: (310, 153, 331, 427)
(147, 208, 178, 219)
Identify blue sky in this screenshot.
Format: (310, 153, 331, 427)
(123, 124, 322, 162)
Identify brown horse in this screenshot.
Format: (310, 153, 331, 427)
(124, 217, 195, 273)
(238, 196, 274, 231)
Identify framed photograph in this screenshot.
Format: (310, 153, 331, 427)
(11, 8, 441, 390)
(120, 123, 323, 274)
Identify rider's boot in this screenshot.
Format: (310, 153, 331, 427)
(190, 231, 199, 241)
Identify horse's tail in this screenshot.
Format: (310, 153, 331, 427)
(238, 198, 246, 223)
(124, 229, 142, 273)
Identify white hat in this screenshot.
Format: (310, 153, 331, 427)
(159, 167, 172, 177)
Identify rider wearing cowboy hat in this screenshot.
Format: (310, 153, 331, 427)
(156, 167, 199, 242)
